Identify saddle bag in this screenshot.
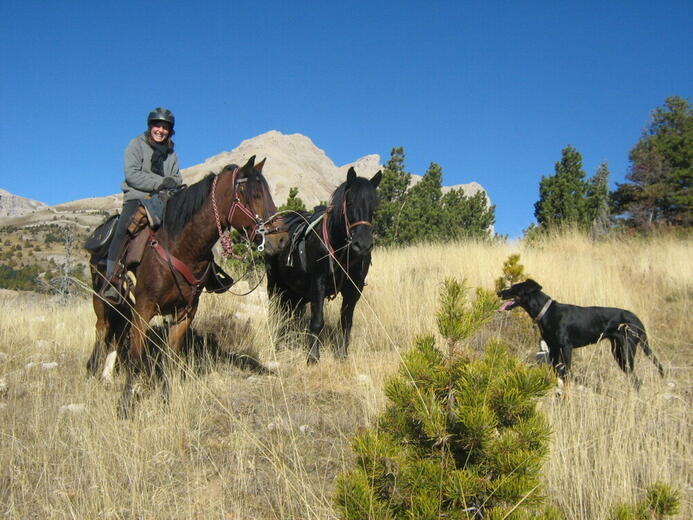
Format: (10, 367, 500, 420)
(205, 261, 234, 294)
(84, 214, 119, 258)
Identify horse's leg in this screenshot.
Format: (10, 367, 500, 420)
(119, 300, 155, 418)
(86, 296, 110, 377)
(307, 276, 327, 364)
(160, 310, 195, 403)
(337, 276, 363, 360)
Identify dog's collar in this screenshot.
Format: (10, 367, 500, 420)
(534, 298, 553, 322)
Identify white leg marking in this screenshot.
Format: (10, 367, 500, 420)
(101, 351, 117, 383)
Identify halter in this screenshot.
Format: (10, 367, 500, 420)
(321, 191, 373, 257)
(211, 167, 275, 258)
(341, 193, 372, 236)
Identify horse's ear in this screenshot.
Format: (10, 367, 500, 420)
(255, 157, 266, 172)
(242, 155, 256, 170)
(370, 171, 382, 188)
(346, 167, 357, 184)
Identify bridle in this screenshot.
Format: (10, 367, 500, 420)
(322, 190, 373, 260)
(341, 193, 372, 237)
(211, 167, 283, 258)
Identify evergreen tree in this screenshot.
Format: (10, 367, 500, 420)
(397, 162, 445, 244)
(278, 186, 307, 214)
(443, 189, 495, 240)
(534, 146, 590, 230)
(585, 162, 611, 235)
(608, 482, 680, 520)
(335, 279, 558, 520)
(612, 96, 693, 228)
(372, 147, 411, 246)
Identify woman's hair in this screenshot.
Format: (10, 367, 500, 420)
(143, 125, 175, 151)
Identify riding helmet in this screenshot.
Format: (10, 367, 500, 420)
(147, 107, 175, 129)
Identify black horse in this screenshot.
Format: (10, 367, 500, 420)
(265, 167, 382, 363)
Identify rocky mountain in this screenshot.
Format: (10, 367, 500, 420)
(0, 130, 489, 230)
(0, 189, 46, 218)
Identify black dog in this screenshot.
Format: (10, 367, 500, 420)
(497, 279, 664, 384)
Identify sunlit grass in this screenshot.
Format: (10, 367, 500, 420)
(0, 233, 690, 518)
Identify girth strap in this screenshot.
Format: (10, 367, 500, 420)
(148, 230, 206, 288)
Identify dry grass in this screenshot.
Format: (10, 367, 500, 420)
(0, 234, 690, 518)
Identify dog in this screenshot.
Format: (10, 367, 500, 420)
(497, 279, 664, 386)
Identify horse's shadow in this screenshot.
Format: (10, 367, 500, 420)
(106, 321, 273, 382)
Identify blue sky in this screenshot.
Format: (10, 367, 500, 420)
(1, 1, 691, 237)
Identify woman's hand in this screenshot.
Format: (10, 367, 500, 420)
(158, 177, 178, 190)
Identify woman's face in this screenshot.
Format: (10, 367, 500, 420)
(149, 121, 171, 143)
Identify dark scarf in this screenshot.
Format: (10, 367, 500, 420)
(149, 141, 170, 176)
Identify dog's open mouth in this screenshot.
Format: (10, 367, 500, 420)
(498, 299, 517, 311)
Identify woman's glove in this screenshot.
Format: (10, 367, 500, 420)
(158, 177, 178, 190)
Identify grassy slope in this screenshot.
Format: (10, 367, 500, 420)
(0, 234, 690, 519)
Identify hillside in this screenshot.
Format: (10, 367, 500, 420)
(0, 188, 46, 217)
(0, 130, 488, 228)
(0, 131, 490, 290)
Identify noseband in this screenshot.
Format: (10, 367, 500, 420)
(211, 168, 280, 256)
(341, 196, 372, 237)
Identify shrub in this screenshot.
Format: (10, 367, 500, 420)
(335, 279, 558, 519)
(608, 482, 680, 520)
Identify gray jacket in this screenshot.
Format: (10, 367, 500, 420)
(121, 134, 182, 201)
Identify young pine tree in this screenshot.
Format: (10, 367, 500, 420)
(279, 186, 308, 214)
(335, 279, 558, 520)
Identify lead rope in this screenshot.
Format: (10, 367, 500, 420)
(211, 171, 236, 257)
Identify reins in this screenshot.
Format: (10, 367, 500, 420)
(145, 167, 284, 317)
(319, 193, 373, 299)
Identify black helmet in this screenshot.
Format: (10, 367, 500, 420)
(147, 107, 175, 129)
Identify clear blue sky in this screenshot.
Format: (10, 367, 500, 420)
(1, 1, 691, 237)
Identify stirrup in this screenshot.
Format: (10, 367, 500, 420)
(101, 284, 122, 304)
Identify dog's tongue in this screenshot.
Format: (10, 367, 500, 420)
(498, 300, 513, 312)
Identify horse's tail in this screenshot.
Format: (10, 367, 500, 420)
(627, 317, 665, 378)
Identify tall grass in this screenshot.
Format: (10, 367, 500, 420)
(0, 233, 690, 518)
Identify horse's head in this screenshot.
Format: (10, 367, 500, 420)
(226, 156, 288, 255)
(332, 167, 382, 256)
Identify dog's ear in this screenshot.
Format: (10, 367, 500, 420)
(524, 279, 542, 293)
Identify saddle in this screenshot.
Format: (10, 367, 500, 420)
(85, 189, 233, 297)
(285, 206, 326, 272)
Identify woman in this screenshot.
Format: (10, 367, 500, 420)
(102, 107, 182, 300)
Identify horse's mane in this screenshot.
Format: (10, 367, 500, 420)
(328, 177, 378, 237)
(163, 174, 215, 237)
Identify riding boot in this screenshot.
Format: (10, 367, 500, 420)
(101, 200, 139, 303)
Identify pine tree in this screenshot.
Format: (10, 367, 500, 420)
(494, 254, 527, 293)
(608, 482, 680, 520)
(585, 162, 611, 235)
(372, 147, 411, 246)
(397, 162, 445, 244)
(278, 186, 307, 214)
(612, 96, 693, 228)
(534, 146, 590, 230)
(335, 279, 558, 520)
(443, 189, 496, 240)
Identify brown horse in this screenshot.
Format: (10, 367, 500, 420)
(86, 156, 287, 416)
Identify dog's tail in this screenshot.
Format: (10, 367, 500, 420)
(627, 320, 665, 378)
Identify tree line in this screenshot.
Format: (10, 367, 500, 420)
(283, 96, 690, 244)
(280, 150, 497, 245)
(533, 95, 691, 235)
